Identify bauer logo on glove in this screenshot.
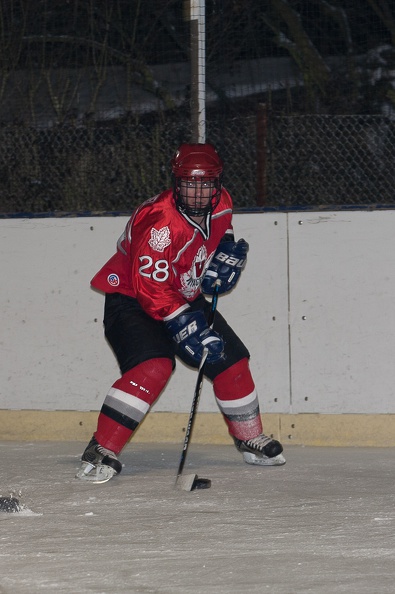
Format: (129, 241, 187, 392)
(172, 319, 198, 343)
(165, 309, 225, 364)
(201, 238, 249, 295)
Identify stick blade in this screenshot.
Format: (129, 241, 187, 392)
(176, 473, 198, 491)
(176, 474, 212, 491)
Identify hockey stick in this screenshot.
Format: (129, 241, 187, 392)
(176, 280, 221, 491)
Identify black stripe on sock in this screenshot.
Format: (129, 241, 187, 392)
(101, 404, 139, 431)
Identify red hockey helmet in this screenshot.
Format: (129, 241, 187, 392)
(171, 143, 223, 217)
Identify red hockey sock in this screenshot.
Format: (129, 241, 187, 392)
(213, 357, 263, 440)
(95, 357, 173, 454)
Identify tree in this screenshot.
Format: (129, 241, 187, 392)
(367, 0, 395, 45)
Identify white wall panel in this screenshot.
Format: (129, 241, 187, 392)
(0, 214, 290, 413)
(288, 211, 395, 413)
(1, 217, 120, 411)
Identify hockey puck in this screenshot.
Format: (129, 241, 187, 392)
(0, 497, 21, 513)
(192, 477, 211, 490)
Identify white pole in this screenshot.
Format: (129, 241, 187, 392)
(190, 0, 206, 143)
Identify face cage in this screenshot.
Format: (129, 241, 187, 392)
(173, 177, 222, 217)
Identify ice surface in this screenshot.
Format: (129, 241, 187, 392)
(1, 442, 395, 593)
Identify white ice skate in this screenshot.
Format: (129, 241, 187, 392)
(76, 436, 122, 483)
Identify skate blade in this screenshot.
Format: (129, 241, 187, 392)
(243, 452, 286, 466)
(75, 461, 117, 484)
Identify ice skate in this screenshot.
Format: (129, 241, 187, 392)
(76, 436, 123, 483)
(233, 433, 286, 466)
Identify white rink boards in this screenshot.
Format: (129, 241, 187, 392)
(1, 210, 395, 415)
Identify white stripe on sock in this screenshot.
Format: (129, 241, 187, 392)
(106, 387, 150, 414)
(215, 389, 257, 409)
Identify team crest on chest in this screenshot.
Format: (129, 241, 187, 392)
(180, 245, 213, 298)
(148, 226, 171, 252)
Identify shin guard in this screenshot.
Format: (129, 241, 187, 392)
(213, 357, 263, 440)
(95, 357, 173, 453)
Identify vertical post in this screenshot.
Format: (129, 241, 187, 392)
(189, 0, 206, 143)
(256, 103, 268, 206)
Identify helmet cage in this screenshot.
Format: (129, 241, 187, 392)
(173, 175, 222, 217)
(171, 143, 223, 217)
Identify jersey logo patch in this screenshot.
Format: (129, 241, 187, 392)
(180, 245, 211, 299)
(148, 226, 171, 252)
(107, 273, 120, 287)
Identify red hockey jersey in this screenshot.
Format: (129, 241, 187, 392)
(91, 188, 234, 321)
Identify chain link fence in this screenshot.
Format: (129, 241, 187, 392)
(0, 115, 187, 214)
(1, 112, 395, 215)
(265, 114, 395, 209)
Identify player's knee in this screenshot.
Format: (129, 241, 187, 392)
(132, 357, 173, 390)
(213, 357, 254, 399)
(118, 358, 173, 405)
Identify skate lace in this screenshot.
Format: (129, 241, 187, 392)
(96, 444, 117, 459)
(245, 434, 272, 451)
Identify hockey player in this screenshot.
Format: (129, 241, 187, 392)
(76, 142, 285, 483)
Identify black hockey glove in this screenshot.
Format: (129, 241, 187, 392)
(201, 238, 249, 295)
(165, 309, 224, 365)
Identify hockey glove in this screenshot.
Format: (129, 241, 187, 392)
(165, 309, 224, 365)
(201, 238, 249, 295)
